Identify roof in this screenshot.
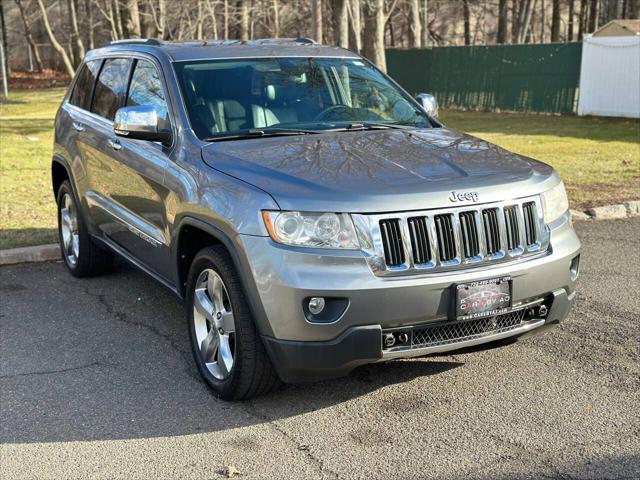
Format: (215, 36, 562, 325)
(91, 38, 360, 62)
(593, 19, 640, 37)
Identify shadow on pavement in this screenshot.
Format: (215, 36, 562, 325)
(0, 260, 462, 444)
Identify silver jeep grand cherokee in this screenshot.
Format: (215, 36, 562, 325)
(52, 38, 581, 399)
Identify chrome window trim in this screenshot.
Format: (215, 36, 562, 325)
(352, 195, 550, 277)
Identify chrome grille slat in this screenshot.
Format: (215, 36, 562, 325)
(357, 196, 549, 277)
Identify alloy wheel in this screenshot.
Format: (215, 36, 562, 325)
(60, 193, 80, 266)
(192, 268, 236, 380)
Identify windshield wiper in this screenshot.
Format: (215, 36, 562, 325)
(204, 127, 321, 142)
(331, 122, 411, 132)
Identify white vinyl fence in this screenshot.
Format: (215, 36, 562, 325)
(577, 35, 640, 118)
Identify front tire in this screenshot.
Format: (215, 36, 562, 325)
(56, 180, 113, 277)
(186, 245, 280, 400)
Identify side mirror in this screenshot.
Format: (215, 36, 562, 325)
(114, 105, 170, 144)
(416, 93, 439, 118)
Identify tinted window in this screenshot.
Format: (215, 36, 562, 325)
(174, 58, 430, 140)
(126, 59, 170, 130)
(69, 60, 100, 110)
(91, 58, 132, 120)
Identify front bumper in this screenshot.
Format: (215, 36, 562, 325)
(238, 216, 580, 382)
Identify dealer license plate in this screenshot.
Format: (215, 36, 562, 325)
(455, 276, 511, 320)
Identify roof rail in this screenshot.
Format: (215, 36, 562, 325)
(106, 38, 163, 47)
(293, 37, 317, 45)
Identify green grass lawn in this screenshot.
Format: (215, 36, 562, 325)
(1, 89, 639, 250)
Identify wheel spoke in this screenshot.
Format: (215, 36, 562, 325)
(194, 288, 215, 322)
(200, 329, 219, 363)
(218, 335, 234, 376)
(220, 311, 235, 333)
(207, 273, 224, 310)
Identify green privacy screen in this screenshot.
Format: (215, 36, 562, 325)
(386, 43, 582, 114)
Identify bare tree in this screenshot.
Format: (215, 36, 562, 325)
(36, 0, 75, 76)
(407, 0, 421, 47)
(362, 0, 398, 72)
(312, 0, 322, 42)
(497, 0, 508, 44)
(331, 0, 348, 47)
(240, 0, 249, 40)
(463, 0, 470, 45)
(567, 0, 575, 40)
(540, 0, 546, 42)
(551, 0, 561, 41)
(588, 0, 598, 32)
(420, 0, 429, 46)
(68, 0, 86, 63)
(348, 0, 362, 52)
(272, 0, 280, 37)
(122, 0, 142, 37)
(14, 0, 44, 72)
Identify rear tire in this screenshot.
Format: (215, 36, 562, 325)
(186, 245, 281, 400)
(56, 180, 113, 277)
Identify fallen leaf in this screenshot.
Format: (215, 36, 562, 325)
(222, 465, 241, 478)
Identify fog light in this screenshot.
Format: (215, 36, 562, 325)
(570, 254, 581, 281)
(308, 297, 326, 315)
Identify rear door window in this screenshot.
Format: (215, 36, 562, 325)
(91, 58, 132, 121)
(69, 60, 101, 111)
(126, 59, 170, 130)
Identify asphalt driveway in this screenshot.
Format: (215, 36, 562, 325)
(1, 218, 639, 479)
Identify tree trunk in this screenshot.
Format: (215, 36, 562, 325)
(551, 0, 561, 41)
(122, 0, 141, 37)
(421, 0, 429, 46)
(568, 0, 575, 40)
(14, 0, 44, 72)
(332, 0, 349, 47)
(272, 0, 279, 37)
(68, 0, 86, 64)
(0, 0, 10, 76)
(240, 1, 249, 40)
(36, 0, 76, 77)
(463, 0, 471, 45)
(196, 0, 203, 38)
(86, 0, 95, 49)
(407, 0, 421, 48)
(113, 0, 125, 39)
(540, 0, 546, 42)
(588, 0, 598, 32)
(348, 0, 362, 52)
(518, 0, 536, 43)
(312, 0, 323, 43)
(362, 0, 386, 71)
(223, 0, 229, 39)
(578, 0, 587, 38)
(497, 0, 508, 44)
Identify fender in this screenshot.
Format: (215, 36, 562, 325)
(172, 215, 275, 338)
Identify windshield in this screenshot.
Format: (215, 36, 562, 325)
(174, 57, 432, 140)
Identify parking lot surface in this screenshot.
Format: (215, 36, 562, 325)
(1, 218, 639, 479)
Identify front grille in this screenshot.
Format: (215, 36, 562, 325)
(523, 202, 538, 246)
(369, 196, 547, 276)
(407, 216, 431, 264)
(434, 214, 456, 261)
(379, 219, 405, 266)
(482, 208, 501, 254)
(504, 205, 521, 251)
(459, 212, 480, 258)
(410, 309, 526, 349)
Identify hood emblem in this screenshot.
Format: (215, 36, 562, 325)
(449, 191, 479, 203)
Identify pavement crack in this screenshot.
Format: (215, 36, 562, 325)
(83, 286, 203, 384)
(243, 401, 340, 479)
(0, 361, 112, 379)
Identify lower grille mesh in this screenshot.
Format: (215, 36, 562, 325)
(410, 309, 526, 348)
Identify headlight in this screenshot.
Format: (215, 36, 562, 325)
(262, 211, 360, 249)
(541, 181, 569, 224)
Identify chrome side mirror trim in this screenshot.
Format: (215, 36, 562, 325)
(416, 93, 439, 118)
(114, 105, 170, 144)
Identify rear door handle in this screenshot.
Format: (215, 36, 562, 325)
(72, 121, 85, 132)
(108, 138, 122, 151)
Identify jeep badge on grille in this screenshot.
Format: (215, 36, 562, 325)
(449, 191, 479, 203)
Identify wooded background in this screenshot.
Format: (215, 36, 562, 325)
(0, 0, 638, 77)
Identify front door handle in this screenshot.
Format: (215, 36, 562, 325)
(108, 138, 122, 151)
(72, 121, 85, 132)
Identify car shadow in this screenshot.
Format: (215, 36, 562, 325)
(0, 260, 463, 444)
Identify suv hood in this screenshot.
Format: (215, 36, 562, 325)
(201, 128, 556, 213)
